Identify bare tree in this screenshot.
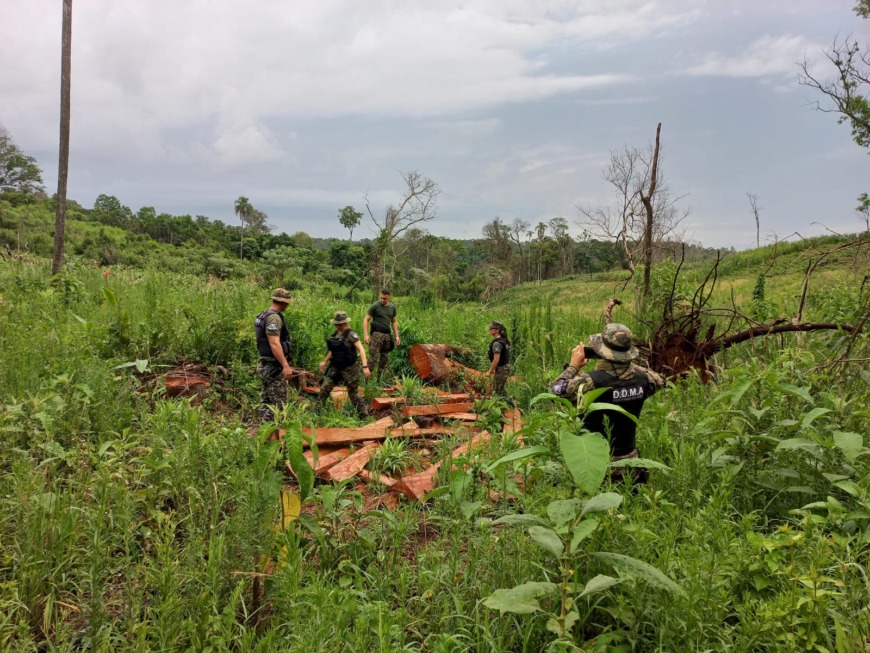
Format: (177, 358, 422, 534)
(52, 0, 72, 275)
(364, 171, 439, 292)
(747, 193, 761, 248)
(576, 122, 689, 297)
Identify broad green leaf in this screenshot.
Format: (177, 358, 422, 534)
(581, 492, 623, 517)
(485, 446, 550, 473)
(776, 438, 820, 453)
(776, 383, 813, 403)
(546, 610, 580, 636)
(713, 377, 753, 407)
(607, 457, 671, 471)
(593, 552, 684, 596)
(134, 359, 149, 373)
(833, 480, 861, 497)
(801, 407, 832, 430)
(460, 500, 483, 519)
(560, 431, 610, 495)
(529, 526, 564, 559)
(450, 470, 472, 503)
(493, 513, 549, 528)
(284, 427, 314, 504)
(585, 402, 639, 424)
(569, 517, 599, 551)
(483, 581, 558, 614)
(580, 386, 611, 407)
(579, 574, 623, 598)
(833, 431, 864, 464)
(547, 499, 582, 528)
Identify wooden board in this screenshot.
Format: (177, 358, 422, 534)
(401, 402, 475, 417)
(312, 447, 352, 474)
(321, 443, 380, 482)
(440, 412, 479, 422)
(358, 469, 398, 488)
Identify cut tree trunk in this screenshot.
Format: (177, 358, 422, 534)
(408, 344, 484, 384)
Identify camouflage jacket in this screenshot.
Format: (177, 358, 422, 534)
(551, 359, 666, 400)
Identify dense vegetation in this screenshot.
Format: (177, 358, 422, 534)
(0, 223, 867, 651)
(0, 188, 726, 303)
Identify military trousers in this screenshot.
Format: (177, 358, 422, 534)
(368, 331, 393, 380)
(256, 360, 287, 422)
(318, 362, 369, 418)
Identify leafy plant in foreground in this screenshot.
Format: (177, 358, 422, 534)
(483, 390, 682, 652)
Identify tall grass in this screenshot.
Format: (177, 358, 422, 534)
(0, 254, 867, 651)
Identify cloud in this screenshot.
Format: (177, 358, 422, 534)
(680, 34, 819, 78)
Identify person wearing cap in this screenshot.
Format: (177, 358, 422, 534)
(254, 288, 294, 422)
(317, 311, 371, 418)
(485, 321, 511, 398)
(363, 288, 400, 382)
(550, 323, 666, 484)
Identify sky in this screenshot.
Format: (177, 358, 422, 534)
(1, 0, 868, 249)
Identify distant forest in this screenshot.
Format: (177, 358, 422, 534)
(0, 189, 727, 301)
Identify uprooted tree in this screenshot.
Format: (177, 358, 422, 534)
(606, 237, 868, 380)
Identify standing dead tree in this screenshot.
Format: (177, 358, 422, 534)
(360, 171, 440, 294)
(576, 123, 689, 301)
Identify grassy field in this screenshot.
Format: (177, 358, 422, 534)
(0, 237, 868, 652)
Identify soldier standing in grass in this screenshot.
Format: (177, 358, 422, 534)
(485, 321, 511, 399)
(254, 288, 294, 422)
(550, 323, 666, 484)
(318, 311, 371, 418)
(363, 288, 400, 382)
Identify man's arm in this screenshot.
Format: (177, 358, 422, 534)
(550, 344, 592, 397)
(363, 314, 372, 344)
(267, 334, 292, 380)
(644, 367, 667, 395)
(391, 316, 400, 345)
(354, 340, 372, 379)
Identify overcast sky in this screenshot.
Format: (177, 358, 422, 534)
(1, 0, 868, 248)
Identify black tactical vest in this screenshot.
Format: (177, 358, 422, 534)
(582, 369, 653, 457)
(255, 310, 290, 361)
(488, 337, 510, 366)
(326, 330, 357, 369)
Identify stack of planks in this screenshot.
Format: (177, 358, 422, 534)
(284, 404, 524, 506)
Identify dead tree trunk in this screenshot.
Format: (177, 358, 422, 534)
(639, 122, 661, 300)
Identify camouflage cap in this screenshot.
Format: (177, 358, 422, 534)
(488, 321, 504, 331)
(331, 311, 350, 324)
(270, 288, 292, 303)
(589, 322, 638, 362)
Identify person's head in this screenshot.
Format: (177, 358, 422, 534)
(488, 320, 508, 341)
(332, 310, 350, 330)
(588, 323, 637, 363)
(270, 288, 292, 310)
(378, 288, 391, 305)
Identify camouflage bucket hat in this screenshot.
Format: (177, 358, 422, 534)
(270, 288, 292, 303)
(589, 323, 638, 362)
(331, 311, 350, 325)
(488, 321, 504, 331)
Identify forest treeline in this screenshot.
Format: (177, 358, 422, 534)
(0, 191, 724, 301)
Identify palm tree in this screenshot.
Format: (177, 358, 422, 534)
(234, 196, 253, 259)
(52, 0, 73, 275)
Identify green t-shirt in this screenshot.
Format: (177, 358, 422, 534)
(367, 301, 397, 333)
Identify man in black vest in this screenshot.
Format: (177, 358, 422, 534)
(317, 311, 371, 418)
(254, 288, 293, 422)
(550, 323, 666, 484)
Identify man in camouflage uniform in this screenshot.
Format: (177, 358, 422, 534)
(254, 288, 294, 422)
(550, 323, 666, 484)
(363, 288, 400, 382)
(318, 311, 371, 418)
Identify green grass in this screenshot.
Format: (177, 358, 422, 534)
(0, 240, 868, 651)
